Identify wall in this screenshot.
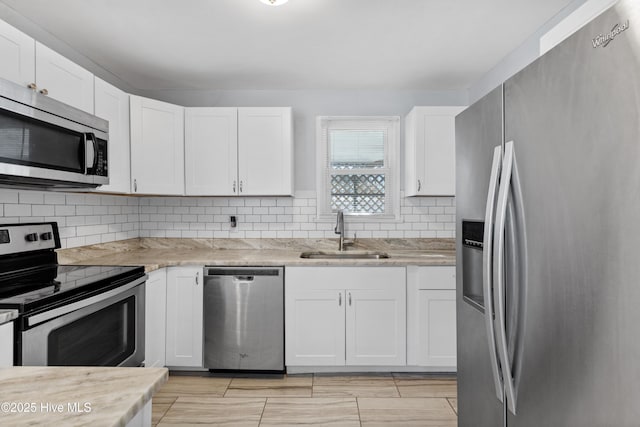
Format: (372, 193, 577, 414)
(138, 192, 455, 239)
(139, 89, 468, 192)
(0, 189, 139, 249)
(467, 0, 591, 104)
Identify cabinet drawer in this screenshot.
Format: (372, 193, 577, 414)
(408, 265, 455, 290)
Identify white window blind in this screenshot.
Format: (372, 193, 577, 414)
(316, 116, 400, 220)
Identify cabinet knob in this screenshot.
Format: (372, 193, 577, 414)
(27, 83, 37, 90)
(417, 179, 422, 192)
(39, 88, 49, 96)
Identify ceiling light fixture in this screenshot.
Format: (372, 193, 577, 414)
(260, 0, 288, 6)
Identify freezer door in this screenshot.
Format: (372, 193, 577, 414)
(455, 86, 505, 427)
(504, 1, 640, 425)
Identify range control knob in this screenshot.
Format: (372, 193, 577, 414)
(40, 232, 53, 241)
(25, 233, 39, 242)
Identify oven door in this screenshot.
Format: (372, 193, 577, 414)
(20, 278, 145, 367)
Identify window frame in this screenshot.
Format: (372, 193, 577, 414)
(315, 115, 401, 222)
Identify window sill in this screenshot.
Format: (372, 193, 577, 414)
(314, 214, 402, 223)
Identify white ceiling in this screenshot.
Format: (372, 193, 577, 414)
(0, 0, 575, 91)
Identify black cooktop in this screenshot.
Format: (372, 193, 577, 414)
(0, 264, 145, 314)
(0, 222, 146, 315)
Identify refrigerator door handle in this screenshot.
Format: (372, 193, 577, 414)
(494, 140, 518, 415)
(483, 145, 504, 403)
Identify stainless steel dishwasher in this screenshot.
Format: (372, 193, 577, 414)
(203, 266, 284, 372)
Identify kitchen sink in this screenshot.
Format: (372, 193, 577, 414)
(299, 251, 390, 259)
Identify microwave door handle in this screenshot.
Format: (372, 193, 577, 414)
(483, 145, 504, 402)
(85, 133, 97, 173)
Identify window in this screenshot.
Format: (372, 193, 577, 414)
(316, 116, 400, 220)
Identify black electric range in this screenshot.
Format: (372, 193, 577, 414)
(0, 222, 146, 366)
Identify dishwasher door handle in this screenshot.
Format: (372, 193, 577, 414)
(233, 276, 254, 282)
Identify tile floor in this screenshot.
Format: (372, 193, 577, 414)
(152, 372, 457, 426)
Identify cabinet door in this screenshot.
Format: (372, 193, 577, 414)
(346, 288, 406, 366)
(130, 95, 185, 195)
(406, 266, 456, 366)
(165, 267, 203, 367)
(238, 107, 293, 196)
(405, 107, 465, 196)
(35, 42, 94, 113)
(0, 321, 13, 367)
(94, 77, 130, 194)
(185, 107, 238, 195)
(144, 269, 167, 368)
(285, 289, 345, 366)
(419, 113, 456, 195)
(0, 20, 35, 87)
(418, 290, 456, 369)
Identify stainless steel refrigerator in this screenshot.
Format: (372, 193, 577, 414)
(455, 1, 640, 426)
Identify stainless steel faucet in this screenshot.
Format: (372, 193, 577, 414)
(334, 210, 356, 251)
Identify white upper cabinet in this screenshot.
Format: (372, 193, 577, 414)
(405, 106, 465, 196)
(35, 42, 94, 113)
(0, 19, 35, 87)
(185, 108, 238, 196)
(0, 20, 93, 113)
(184, 107, 293, 196)
(130, 95, 185, 195)
(238, 107, 293, 196)
(94, 77, 130, 194)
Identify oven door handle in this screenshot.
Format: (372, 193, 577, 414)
(26, 276, 147, 327)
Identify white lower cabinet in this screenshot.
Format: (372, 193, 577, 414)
(407, 266, 457, 370)
(285, 267, 406, 367)
(0, 321, 13, 367)
(144, 269, 167, 368)
(165, 266, 203, 367)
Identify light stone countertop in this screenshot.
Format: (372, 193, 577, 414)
(57, 238, 456, 271)
(0, 366, 167, 426)
(0, 309, 17, 325)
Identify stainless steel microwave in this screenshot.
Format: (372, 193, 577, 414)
(0, 77, 109, 189)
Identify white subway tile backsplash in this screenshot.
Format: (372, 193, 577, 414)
(32, 205, 55, 217)
(0, 188, 455, 247)
(55, 205, 76, 216)
(44, 193, 65, 205)
(19, 192, 44, 205)
(5, 204, 32, 217)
